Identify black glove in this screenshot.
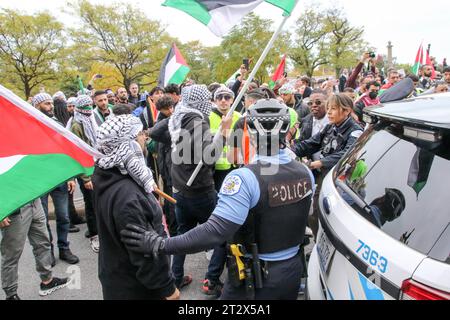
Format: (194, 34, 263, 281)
(120, 224, 165, 258)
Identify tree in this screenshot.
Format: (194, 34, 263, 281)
(325, 8, 366, 77)
(290, 8, 330, 78)
(0, 9, 65, 98)
(210, 13, 290, 84)
(177, 40, 212, 85)
(70, 0, 173, 89)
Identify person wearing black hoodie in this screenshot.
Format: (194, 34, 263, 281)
(93, 114, 179, 300)
(168, 85, 232, 296)
(150, 96, 177, 237)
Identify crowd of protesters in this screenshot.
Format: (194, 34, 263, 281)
(1, 50, 448, 300)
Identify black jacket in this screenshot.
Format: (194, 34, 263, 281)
(151, 115, 172, 187)
(92, 166, 175, 300)
(170, 112, 221, 195)
(299, 114, 314, 142)
(294, 117, 363, 170)
(289, 94, 310, 120)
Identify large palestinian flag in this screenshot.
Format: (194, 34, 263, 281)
(162, 0, 298, 37)
(158, 43, 190, 87)
(0, 85, 101, 221)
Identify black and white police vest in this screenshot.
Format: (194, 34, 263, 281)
(232, 159, 313, 254)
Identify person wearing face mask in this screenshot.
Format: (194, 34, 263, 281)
(69, 95, 100, 254)
(354, 81, 381, 124)
(292, 93, 363, 236)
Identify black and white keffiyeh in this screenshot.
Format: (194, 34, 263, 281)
(74, 95, 98, 147)
(96, 115, 155, 194)
(168, 85, 213, 149)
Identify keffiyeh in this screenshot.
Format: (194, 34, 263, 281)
(96, 115, 155, 194)
(74, 95, 98, 147)
(168, 85, 213, 149)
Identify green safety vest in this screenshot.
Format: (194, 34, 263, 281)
(210, 110, 241, 171)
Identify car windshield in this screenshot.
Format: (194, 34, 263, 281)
(335, 122, 450, 264)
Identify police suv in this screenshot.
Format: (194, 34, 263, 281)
(307, 93, 450, 300)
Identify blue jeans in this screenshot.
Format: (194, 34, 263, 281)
(40, 183, 70, 250)
(172, 190, 227, 286)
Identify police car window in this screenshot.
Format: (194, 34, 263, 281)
(336, 126, 450, 264)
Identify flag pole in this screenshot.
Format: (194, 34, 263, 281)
(186, 12, 293, 187)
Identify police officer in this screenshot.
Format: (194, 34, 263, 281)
(292, 93, 363, 236)
(120, 99, 315, 300)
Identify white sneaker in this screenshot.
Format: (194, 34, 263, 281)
(90, 235, 100, 253)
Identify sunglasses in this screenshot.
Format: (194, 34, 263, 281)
(307, 100, 324, 107)
(216, 95, 233, 101)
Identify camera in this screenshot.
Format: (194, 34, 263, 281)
(369, 52, 376, 59)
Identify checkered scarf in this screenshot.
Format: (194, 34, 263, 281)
(96, 115, 155, 194)
(74, 95, 97, 147)
(168, 85, 213, 149)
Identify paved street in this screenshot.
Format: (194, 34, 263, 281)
(0, 221, 220, 300)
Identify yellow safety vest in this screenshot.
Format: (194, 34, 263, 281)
(209, 110, 241, 171)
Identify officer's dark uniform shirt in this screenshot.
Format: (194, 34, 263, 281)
(293, 117, 363, 170)
(212, 149, 315, 261)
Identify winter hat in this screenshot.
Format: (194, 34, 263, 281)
(67, 97, 77, 106)
(279, 83, 296, 95)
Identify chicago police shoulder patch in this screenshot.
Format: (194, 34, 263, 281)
(220, 175, 243, 196)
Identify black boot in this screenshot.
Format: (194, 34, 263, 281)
(59, 249, 80, 265)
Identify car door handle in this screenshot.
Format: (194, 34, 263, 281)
(323, 197, 331, 215)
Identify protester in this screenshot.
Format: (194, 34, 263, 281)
(168, 84, 232, 296)
(164, 84, 181, 107)
(92, 115, 179, 300)
(93, 90, 114, 126)
(32, 93, 80, 265)
(128, 83, 140, 109)
(210, 85, 241, 191)
(381, 70, 400, 91)
(150, 95, 177, 237)
(106, 89, 116, 106)
(354, 81, 381, 123)
(279, 83, 310, 120)
(1, 200, 71, 300)
(443, 67, 450, 88)
(299, 90, 330, 143)
(121, 100, 314, 300)
(69, 95, 100, 253)
(419, 64, 435, 90)
(116, 87, 129, 104)
(138, 86, 165, 126)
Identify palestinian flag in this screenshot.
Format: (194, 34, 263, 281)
(412, 43, 424, 76)
(407, 148, 435, 198)
(162, 0, 298, 37)
(0, 85, 101, 221)
(158, 43, 190, 87)
(269, 54, 286, 89)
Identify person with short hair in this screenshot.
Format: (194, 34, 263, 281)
(128, 83, 140, 109)
(381, 70, 400, 91)
(150, 95, 177, 237)
(32, 93, 80, 266)
(106, 89, 116, 106)
(354, 81, 381, 123)
(69, 95, 100, 254)
(116, 88, 129, 104)
(419, 64, 435, 90)
(443, 67, 450, 88)
(164, 84, 181, 106)
(93, 90, 114, 126)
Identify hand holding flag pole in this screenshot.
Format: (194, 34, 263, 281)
(186, 11, 295, 187)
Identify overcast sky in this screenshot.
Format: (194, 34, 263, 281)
(1, 0, 449, 64)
